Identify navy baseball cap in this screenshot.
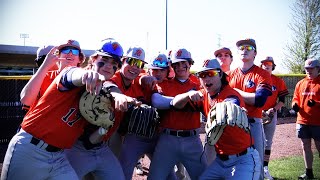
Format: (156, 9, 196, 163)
(305, 58, 320, 68)
(236, 38, 257, 51)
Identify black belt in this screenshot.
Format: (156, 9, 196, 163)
(217, 146, 252, 161)
(30, 137, 61, 152)
(249, 118, 255, 123)
(165, 130, 197, 137)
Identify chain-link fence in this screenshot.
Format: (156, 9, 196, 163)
(0, 76, 30, 144)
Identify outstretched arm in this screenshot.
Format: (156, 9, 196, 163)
(20, 47, 61, 106)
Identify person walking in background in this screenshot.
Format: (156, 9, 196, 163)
(292, 58, 320, 180)
(259, 56, 289, 180)
(228, 38, 272, 180)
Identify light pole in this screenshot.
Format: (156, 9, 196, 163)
(20, 33, 29, 46)
(165, 0, 168, 50)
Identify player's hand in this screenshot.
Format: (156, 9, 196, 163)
(82, 71, 106, 95)
(140, 75, 157, 90)
(188, 90, 204, 102)
(41, 46, 62, 70)
(113, 94, 141, 112)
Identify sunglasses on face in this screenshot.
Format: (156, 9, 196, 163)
(262, 61, 273, 66)
(152, 60, 169, 68)
(126, 57, 145, 69)
(60, 47, 80, 55)
(238, 45, 255, 51)
(197, 70, 220, 78)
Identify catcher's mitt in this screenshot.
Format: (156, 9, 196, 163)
(262, 110, 273, 125)
(205, 101, 250, 145)
(120, 104, 160, 138)
(79, 86, 115, 130)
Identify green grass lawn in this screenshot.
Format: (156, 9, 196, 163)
(269, 153, 319, 180)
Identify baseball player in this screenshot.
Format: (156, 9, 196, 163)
(116, 52, 179, 180)
(227, 38, 272, 180)
(20, 40, 86, 110)
(0, 40, 134, 180)
(106, 46, 149, 160)
(292, 59, 320, 179)
(259, 56, 289, 180)
(214, 47, 233, 72)
(172, 58, 261, 179)
(203, 46, 234, 165)
(148, 48, 207, 180)
(64, 39, 135, 180)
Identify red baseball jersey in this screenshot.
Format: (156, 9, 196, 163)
(155, 78, 201, 130)
(103, 71, 150, 140)
(263, 74, 289, 110)
(198, 86, 253, 155)
(22, 67, 88, 149)
(292, 75, 320, 125)
(228, 65, 272, 118)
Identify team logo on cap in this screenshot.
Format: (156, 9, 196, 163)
(176, 50, 183, 57)
(112, 42, 119, 50)
(156, 56, 163, 61)
(202, 59, 210, 67)
(67, 40, 75, 45)
(134, 49, 142, 57)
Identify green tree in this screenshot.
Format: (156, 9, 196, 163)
(283, 0, 320, 73)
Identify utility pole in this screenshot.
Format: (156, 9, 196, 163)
(217, 34, 221, 47)
(165, 0, 168, 50)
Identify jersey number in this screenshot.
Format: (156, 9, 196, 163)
(62, 108, 81, 126)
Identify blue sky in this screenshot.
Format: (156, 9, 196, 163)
(0, 0, 294, 73)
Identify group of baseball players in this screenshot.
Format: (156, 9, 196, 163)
(1, 36, 319, 180)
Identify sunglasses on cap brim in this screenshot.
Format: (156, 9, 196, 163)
(152, 60, 169, 68)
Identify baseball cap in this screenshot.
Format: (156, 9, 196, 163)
(125, 47, 146, 63)
(147, 53, 170, 69)
(171, 48, 193, 64)
(95, 38, 123, 63)
(36, 45, 54, 58)
(196, 59, 221, 74)
(304, 58, 320, 68)
(261, 56, 276, 66)
(214, 47, 232, 57)
(236, 38, 257, 51)
(57, 39, 81, 50)
(35, 45, 54, 67)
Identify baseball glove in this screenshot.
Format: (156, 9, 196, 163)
(205, 101, 250, 145)
(79, 86, 115, 130)
(262, 110, 273, 125)
(120, 104, 160, 138)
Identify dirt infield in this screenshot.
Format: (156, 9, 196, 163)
(1, 117, 317, 179)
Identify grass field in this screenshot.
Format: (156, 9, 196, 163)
(269, 153, 319, 180)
